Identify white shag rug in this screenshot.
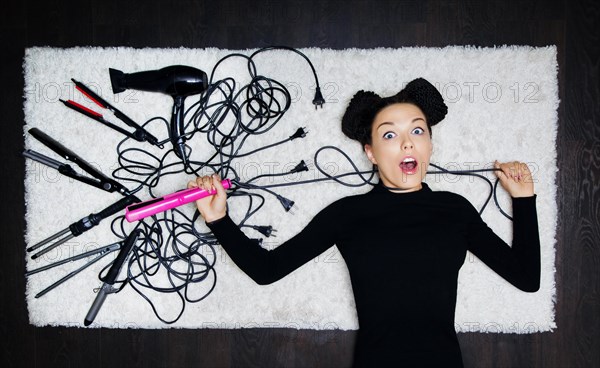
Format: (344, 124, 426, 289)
(23, 46, 558, 333)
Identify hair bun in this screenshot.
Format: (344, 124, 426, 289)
(340, 78, 448, 146)
(399, 78, 448, 126)
(341, 90, 382, 142)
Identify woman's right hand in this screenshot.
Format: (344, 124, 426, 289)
(188, 174, 228, 223)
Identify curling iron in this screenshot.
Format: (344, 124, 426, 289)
(125, 179, 232, 222)
(84, 229, 141, 326)
(108, 65, 209, 163)
(27, 195, 139, 259)
(26, 241, 122, 298)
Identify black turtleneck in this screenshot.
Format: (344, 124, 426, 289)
(207, 182, 540, 367)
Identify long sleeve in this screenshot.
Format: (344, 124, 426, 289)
(203, 184, 541, 365)
(466, 195, 541, 292)
(206, 203, 341, 285)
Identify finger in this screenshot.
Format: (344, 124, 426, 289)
(197, 176, 207, 191)
(212, 174, 226, 197)
(188, 179, 199, 189)
(520, 162, 531, 182)
(501, 161, 519, 182)
(515, 161, 523, 182)
(516, 161, 524, 181)
(494, 161, 510, 180)
(499, 161, 520, 186)
(494, 161, 504, 179)
(201, 176, 212, 191)
(509, 161, 519, 182)
(507, 162, 519, 182)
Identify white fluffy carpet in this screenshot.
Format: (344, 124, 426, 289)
(23, 46, 558, 332)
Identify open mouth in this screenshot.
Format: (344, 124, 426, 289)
(399, 157, 418, 174)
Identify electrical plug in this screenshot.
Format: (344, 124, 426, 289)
(312, 87, 325, 109)
(290, 127, 308, 140)
(290, 160, 309, 174)
(276, 194, 295, 212)
(251, 225, 277, 237)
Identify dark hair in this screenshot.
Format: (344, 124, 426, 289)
(341, 78, 448, 146)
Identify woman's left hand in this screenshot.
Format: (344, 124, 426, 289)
(494, 160, 535, 198)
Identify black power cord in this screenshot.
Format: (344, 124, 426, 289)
(104, 47, 514, 324)
(106, 47, 321, 324)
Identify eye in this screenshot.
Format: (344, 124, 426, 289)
(383, 131, 396, 139)
(412, 127, 425, 135)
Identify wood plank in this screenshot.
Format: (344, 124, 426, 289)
(1, 0, 598, 367)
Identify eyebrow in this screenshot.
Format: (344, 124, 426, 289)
(375, 118, 426, 130)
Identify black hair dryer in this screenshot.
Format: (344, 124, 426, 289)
(109, 65, 208, 162)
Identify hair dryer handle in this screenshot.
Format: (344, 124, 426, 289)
(171, 95, 187, 161)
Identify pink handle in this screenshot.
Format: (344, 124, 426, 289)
(125, 179, 232, 222)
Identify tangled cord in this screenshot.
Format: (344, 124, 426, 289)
(106, 48, 512, 324)
(105, 47, 322, 323)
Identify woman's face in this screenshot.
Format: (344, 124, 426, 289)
(364, 103, 432, 192)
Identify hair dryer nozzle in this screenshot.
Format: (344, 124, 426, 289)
(108, 65, 208, 97)
(109, 68, 127, 94)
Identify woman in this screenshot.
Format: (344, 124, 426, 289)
(188, 78, 540, 367)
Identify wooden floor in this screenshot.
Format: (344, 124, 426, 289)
(1, 0, 598, 367)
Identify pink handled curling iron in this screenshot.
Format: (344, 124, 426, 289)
(125, 179, 232, 222)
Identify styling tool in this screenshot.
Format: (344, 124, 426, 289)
(125, 179, 232, 222)
(108, 65, 208, 162)
(23, 128, 140, 259)
(26, 195, 139, 259)
(60, 79, 162, 148)
(84, 229, 141, 326)
(24, 128, 133, 195)
(26, 241, 123, 298)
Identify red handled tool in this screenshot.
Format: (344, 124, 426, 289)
(61, 78, 163, 148)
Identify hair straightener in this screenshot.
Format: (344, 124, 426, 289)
(125, 179, 232, 222)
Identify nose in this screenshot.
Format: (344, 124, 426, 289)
(401, 136, 414, 150)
